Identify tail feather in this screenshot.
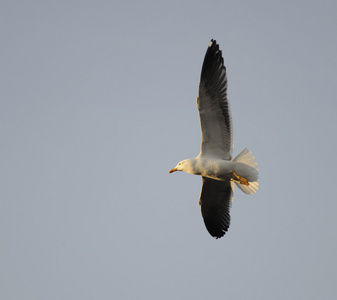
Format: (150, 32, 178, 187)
(232, 148, 259, 195)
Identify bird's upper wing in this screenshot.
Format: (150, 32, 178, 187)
(197, 39, 233, 160)
(199, 177, 234, 239)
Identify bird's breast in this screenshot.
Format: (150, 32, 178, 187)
(197, 159, 234, 181)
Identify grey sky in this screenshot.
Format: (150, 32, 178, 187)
(1, 1, 337, 299)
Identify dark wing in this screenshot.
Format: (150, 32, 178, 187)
(199, 177, 233, 238)
(197, 39, 233, 160)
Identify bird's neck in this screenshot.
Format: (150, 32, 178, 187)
(183, 158, 201, 175)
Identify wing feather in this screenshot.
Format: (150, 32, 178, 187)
(197, 40, 233, 159)
(199, 177, 233, 239)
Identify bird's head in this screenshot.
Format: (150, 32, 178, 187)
(169, 160, 186, 173)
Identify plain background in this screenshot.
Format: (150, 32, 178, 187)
(1, 1, 337, 299)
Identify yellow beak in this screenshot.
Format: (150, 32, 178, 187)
(169, 168, 177, 174)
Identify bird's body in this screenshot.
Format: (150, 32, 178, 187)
(169, 40, 259, 238)
(173, 156, 257, 183)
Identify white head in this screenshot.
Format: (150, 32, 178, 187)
(169, 160, 187, 173)
(169, 158, 198, 175)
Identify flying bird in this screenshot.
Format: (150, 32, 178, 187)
(169, 39, 259, 239)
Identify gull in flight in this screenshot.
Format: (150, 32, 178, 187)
(169, 39, 259, 239)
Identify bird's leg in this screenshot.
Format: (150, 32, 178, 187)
(232, 172, 249, 186)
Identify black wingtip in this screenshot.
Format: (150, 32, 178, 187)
(208, 39, 220, 49)
(200, 39, 226, 87)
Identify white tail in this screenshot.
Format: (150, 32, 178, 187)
(232, 148, 259, 195)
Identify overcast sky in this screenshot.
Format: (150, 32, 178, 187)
(1, 1, 337, 299)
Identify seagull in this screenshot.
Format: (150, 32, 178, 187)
(169, 39, 259, 239)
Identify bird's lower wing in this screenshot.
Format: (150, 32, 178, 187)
(199, 177, 234, 239)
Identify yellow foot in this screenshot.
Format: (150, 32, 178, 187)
(232, 172, 249, 186)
